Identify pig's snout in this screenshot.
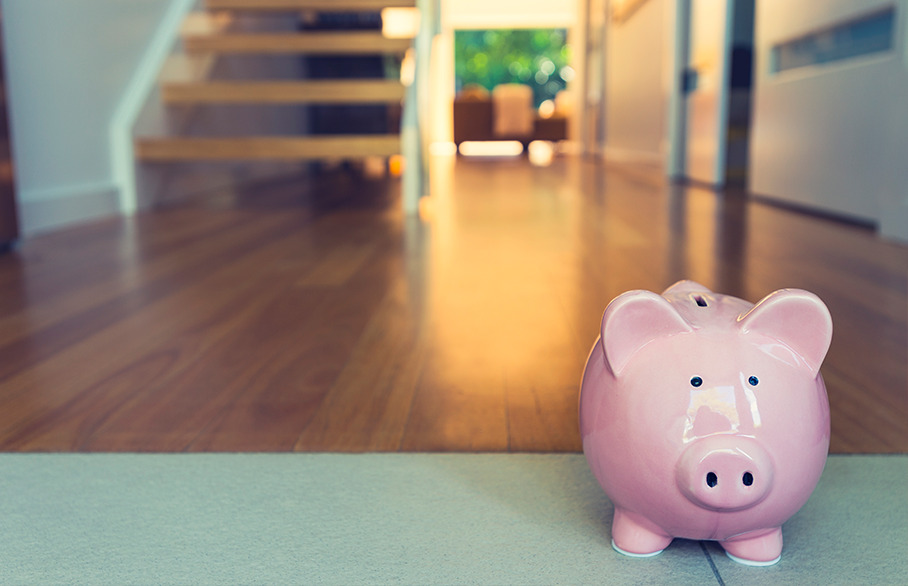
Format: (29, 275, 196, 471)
(676, 436, 773, 512)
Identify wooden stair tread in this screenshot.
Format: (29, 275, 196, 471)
(183, 31, 411, 54)
(158, 54, 219, 84)
(162, 79, 405, 104)
(205, 0, 416, 10)
(180, 11, 233, 36)
(136, 136, 402, 161)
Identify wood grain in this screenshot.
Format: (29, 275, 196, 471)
(205, 0, 416, 11)
(0, 157, 904, 453)
(183, 32, 411, 55)
(135, 135, 401, 161)
(161, 80, 406, 105)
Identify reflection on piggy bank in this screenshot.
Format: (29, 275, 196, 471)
(579, 280, 832, 566)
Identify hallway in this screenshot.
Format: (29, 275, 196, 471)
(0, 154, 904, 453)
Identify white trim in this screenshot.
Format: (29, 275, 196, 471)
(572, 4, 589, 152)
(712, 0, 735, 186)
(667, 0, 690, 179)
(19, 181, 119, 204)
(401, 125, 421, 214)
(110, 0, 195, 216)
(20, 184, 120, 237)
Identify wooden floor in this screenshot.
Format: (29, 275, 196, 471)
(0, 155, 905, 453)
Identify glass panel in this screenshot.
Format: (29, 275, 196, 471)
(772, 7, 895, 74)
(453, 29, 570, 108)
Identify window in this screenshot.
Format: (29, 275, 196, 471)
(771, 7, 895, 74)
(454, 29, 572, 108)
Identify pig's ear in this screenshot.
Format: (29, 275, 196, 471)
(601, 290, 694, 376)
(737, 289, 833, 377)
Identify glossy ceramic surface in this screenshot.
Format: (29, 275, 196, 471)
(580, 280, 833, 566)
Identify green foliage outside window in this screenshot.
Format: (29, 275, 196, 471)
(454, 29, 572, 109)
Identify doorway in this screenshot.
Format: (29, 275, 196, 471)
(451, 28, 572, 151)
(673, 0, 754, 188)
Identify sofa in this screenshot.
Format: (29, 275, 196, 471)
(452, 84, 567, 147)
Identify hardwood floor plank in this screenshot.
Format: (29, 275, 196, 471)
(398, 345, 510, 452)
(290, 279, 426, 452)
(0, 158, 904, 453)
(187, 239, 402, 451)
(76, 213, 383, 451)
(0, 213, 296, 385)
(823, 367, 908, 453)
(506, 378, 583, 452)
(296, 242, 377, 288)
(185, 199, 409, 450)
(0, 210, 247, 332)
(81, 288, 327, 451)
(0, 214, 314, 449)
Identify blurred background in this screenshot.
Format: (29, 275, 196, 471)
(0, 0, 906, 242)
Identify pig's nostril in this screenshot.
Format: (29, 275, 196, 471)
(706, 472, 718, 488)
(742, 472, 754, 486)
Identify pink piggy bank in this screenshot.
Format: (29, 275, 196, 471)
(580, 280, 832, 566)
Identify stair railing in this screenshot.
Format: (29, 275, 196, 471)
(401, 0, 439, 215)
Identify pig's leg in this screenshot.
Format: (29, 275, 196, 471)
(720, 527, 783, 566)
(610, 508, 673, 557)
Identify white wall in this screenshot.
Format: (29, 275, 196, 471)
(880, 8, 908, 241)
(3, 0, 175, 236)
(602, 0, 671, 163)
(750, 0, 907, 232)
(443, 0, 576, 29)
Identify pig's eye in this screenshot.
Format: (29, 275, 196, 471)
(748, 376, 759, 386)
(690, 376, 703, 387)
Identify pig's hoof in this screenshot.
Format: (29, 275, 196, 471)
(725, 551, 781, 566)
(720, 527, 783, 565)
(611, 539, 664, 558)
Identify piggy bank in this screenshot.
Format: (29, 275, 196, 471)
(580, 280, 832, 566)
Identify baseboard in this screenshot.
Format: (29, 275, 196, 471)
(112, 0, 197, 214)
(749, 192, 877, 230)
(19, 183, 120, 237)
(602, 146, 664, 167)
(879, 196, 908, 243)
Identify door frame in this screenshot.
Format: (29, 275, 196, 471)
(668, 0, 735, 186)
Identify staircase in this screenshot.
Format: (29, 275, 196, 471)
(135, 0, 417, 166)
